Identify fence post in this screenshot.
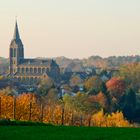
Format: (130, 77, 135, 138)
(13, 96, 16, 120)
(80, 114, 83, 126)
(88, 116, 91, 127)
(61, 107, 64, 125)
(29, 97, 32, 121)
(71, 112, 74, 126)
(51, 105, 54, 123)
(40, 103, 44, 122)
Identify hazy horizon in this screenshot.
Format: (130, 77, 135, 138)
(1, 54, 140, 60)
(0, 0, 140, 59)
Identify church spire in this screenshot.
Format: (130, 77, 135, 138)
(13, 20, 20, 40)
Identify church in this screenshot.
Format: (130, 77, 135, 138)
(9, 21, 60, 84)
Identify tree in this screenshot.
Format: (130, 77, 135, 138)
(106, 77, 126, 112)
(16, 93, 40, 121)
(0, 94, 13, 119)
(106, 111, 131, 127)
(70, 75, 83, 87)
(119, 63, 140, 92)
(122, 89, 136, 120)
(91, 110, 131, 127)
(0, 76, 4, 80)
(100, 82, 108, 94)
(88, 92, 108, 111)
(38, 76, 54, 96)
(63, 93, 100, 115)
(0, 87, 17, 96)
(84, 76, 103, 95)
(106, 77, 126, 100)
(63, 93, 100, 126)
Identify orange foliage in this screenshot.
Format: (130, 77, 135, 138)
(0, 94, 13, 119)
(0, 93, 131, 127)
(88, 92, 108, 109)
(16, 93, 40, 121)
(106, 77, 126, 99)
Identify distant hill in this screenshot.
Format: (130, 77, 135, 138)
(0, 55, 140, 74)
(55, 55, 140, 71)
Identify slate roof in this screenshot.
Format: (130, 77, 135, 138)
(14, 72, 49, 77)
(10, 20, 23, 47)
(19, 59, 57, 67)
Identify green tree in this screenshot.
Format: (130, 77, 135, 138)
(119, 63, 140, 92)
(38, 76, 54, 96)
(122, 88, 136, 120)
(63, 93, 100, 115)
(0, 87, 17, 96)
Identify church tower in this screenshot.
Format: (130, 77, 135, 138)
(9, 21, 24, 74)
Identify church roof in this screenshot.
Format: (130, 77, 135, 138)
(10, 20, 23, 47)
(14, 72, 48, 77)
(18, 59, 58, 67)
(13, 20, 20, 40)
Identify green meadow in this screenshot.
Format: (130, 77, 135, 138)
(0, 126, 140, 140)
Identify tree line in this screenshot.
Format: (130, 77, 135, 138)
(0, 62, 140, 127)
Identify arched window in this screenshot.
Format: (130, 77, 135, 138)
(30, 68, 33, 73)
(34, 68, 37, 73)
(30, 77, 33, 84)
(26, 68, 29, 73)
(38, 68, 41, 73)
(22, 68, 24, 73)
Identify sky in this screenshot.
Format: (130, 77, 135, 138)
(0, 0, 140, 59)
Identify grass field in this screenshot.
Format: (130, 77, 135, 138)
(0, 126, 140, 140)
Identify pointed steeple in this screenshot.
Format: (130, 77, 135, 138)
(13, 20, 20, 40)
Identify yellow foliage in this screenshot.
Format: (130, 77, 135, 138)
(91, 110, 131, 127)
(0, 93, 132, 127)
(92, 109, 105, 126)
(106, 111, 130, 127)
(0, 76, 4, 80)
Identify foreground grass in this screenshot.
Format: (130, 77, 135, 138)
(0, 126, 140, 140)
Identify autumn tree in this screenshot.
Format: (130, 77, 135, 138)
(43, 88, 59, 124)
(106, 77, 126, 99)
(119, 63, 140, 92)
(0, 94, 13, 119)
(0, 76, 4, 80)
(88, 92, 108, 111)
(63, 93, 100, 126)
(84, 76, 103, 95)
(16, 93, 40, 121)
(91, 110, 131, 127)
(70, 75, 83, 87)
(106, 77, 126, 112)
